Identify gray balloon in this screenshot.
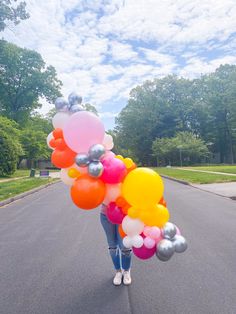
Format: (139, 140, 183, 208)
(156, 251, 172, 262)
(172, 235, 188, 253)
(156, 239, 175, 260)
(88, 144, 105, 161)
(162, 222, 177, 240)
(68, 92, 82, 107)
(55, 97, 69, 111)
(70, 104, 84, 113)
(75, 154, 89, 167)
(88, 161, 104, 178)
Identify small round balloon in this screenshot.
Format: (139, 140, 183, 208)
(75, 154, 90, 167)
(156, 239, 175, 261)
(162, 222, 177, 240)
(88, 161, 104, 178)
(55, 97, 69, 111)
(172, 235, 188, 253)
(68, 92, 82, 107)
(88, 144, 105, 161)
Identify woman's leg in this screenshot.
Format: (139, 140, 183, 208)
(100, 213, 121, 270)
(116, 224, 132, 271)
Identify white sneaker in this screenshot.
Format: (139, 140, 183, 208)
(123, 270, 132, 285)
(113, 271, 122, 286)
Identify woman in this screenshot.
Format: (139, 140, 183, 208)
(100, 204, 132, 286)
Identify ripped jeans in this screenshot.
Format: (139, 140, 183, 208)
(100, 213, 132, 271)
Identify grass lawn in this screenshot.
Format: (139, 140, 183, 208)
(0, 177, 59, 201)
(154, 167, 236, 184)
(184, 165, 236, 174)
(0, 169, 31, 179)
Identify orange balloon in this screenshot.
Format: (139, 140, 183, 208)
(49, 138, 57, 148)
(51, 148, 76, 168)
(159, 197, 167, 207)
(55, 138, 67, 150)
(118, 224, 126, 239)
(53, 128, 63, 139)
(115, 196, 130, 214)
(71, 174, 106, 210)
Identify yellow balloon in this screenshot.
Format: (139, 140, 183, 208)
(122, 167, 164, 209)
(124, 158, 134, 169)
(68, 168, 81, 178)
(127, 203, 169, 227)
(115, 155, 124, 161)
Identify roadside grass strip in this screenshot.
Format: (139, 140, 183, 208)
(0, 177, 58, 201)
(185, 165, 236, 174)
(154, 167, 236, 184)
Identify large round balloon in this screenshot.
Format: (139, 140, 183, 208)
(63, 111, 105, 153)
(71, 174, 106, 209)
(122, 168, 164, 209)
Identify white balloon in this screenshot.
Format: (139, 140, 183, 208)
(52, 112, 70, 129)
(46, 132, 54, 149)
(123, 236, 133, 249)
(103, 183, 121, 205)
(132, 235, 144, 248)
(122, 216, 144, 237)
(103, 134, 114, 150)
(60, 168, 75, 186)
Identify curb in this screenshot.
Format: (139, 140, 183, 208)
(0, 180, 60, 208)
(160, 175, 190, 185)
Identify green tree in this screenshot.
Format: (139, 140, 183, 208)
(0, 129, 23, 176)
(20, 128, 50, 168)
(152, 132, 210, 166)
(0, 0, 29, 31)
(115, 76, 193, 165)
(0, 40, 62, 123)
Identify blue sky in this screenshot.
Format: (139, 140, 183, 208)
(3, 0, 236, 129)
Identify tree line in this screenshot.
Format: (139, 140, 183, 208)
(114, 65, 236, 166)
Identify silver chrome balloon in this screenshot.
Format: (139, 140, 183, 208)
(162, 222, 177, 240)
(156, 251, 171, 262)
(70, 104, 84, 113)
(172, 235, 188, 253)
(75, 154, 89, 167)
(156, 239, 175, 261)
(88, 144, 105, 161)
(55, 97, 69, 111)
(88, 161, 104, 178)
(68, 92, 82, 107)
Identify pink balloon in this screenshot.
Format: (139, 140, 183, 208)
(63, 111, 105, 153)
(149, 227, 161, 240)
(144, 236, 156, 249)
(101, 157, 127, 184)
(107, 202, 125, 224)
(143, 226, 152, 237)
(101, 151, 115, 160)
(175, 225, 181, 235)
(133, 244, 156, 260)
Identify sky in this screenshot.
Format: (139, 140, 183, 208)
(2, 0, 236, 129)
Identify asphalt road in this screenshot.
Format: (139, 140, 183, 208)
(0, 179, 236, 314)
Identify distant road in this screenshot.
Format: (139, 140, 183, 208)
(0, 180, 236, 314)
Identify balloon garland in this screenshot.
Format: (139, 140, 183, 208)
(47, 93, 187, 261)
